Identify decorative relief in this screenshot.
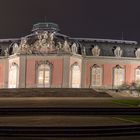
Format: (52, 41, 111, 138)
(16, 38, 32, 55)
(114, 47, 123, 57)
(36, 60, 53, 68)
(9, 31, 73, 55)
(135, 48, 140, 58)
(33, 31, 56, 53)
(92, 45, 100, 56)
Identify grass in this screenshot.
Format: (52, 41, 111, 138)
(124, 117, 140, 123)
(112, 100, 140, 107)
(116, 116, 140, 123)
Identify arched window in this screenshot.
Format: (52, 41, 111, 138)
(71, 63, 81, 88)
(135, 67, 140, 83)
(91, 65, 102, 86)
(8, 63, 19, 88)
(37, 63, 51, 88)
(113, 65, 125, 87)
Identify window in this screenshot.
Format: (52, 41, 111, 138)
(8, 63, 19, 88)
(71, 63, 81, 88)
(113, 65, 125, 87)
(135, 67, 140, 83)
(37, 64, 51, 87)
(91, 65, 102, 86)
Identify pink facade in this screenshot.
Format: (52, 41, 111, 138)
(0, 22, 140, 89)
(0, 55, 140, 89)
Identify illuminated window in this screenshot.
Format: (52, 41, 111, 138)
(91, 65, 102, 86)
(135, 67, 140, 83)
(8, 63, 19, 88)
(71, 63, 81, 88)
(37, 64, 51, 87)
(113, 65, 125, 87)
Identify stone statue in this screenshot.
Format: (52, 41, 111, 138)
(92, 45, 100, 56)
(63, 40, 71, 52)
(12, 43, 19, 54)
(114, 47, 123, 57)
(18, 38, 32, 54)
(71, 43, 78, 54)
(135, 48, 140, 58)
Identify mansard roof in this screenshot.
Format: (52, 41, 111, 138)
(72, 38, 137, 45)
(0, 22, 139, 58)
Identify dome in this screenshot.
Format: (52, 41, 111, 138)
(32, 22, 60, 32)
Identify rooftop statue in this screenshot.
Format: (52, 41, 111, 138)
(135, 48, 140, 58)
(92, 45, 100, 56)
(63, 40, 71, 53)
(114, 46, 123, 57)
(71, 43, 78, 54)
(17, 38, 32, 55)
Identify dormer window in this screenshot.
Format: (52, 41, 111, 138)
(0, 47, 2, 54)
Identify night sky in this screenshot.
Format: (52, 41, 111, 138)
(0, 0, 140, 41)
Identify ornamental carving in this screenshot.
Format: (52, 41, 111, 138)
(71, 43, 78, 54)
(35, 60, 53, 69)
(18, 38, 32, 55)
(92, 45, 100, 56)
(114, 47, 123, 57)
(33, 31, 56, 53)
(135, 48, 140, 58)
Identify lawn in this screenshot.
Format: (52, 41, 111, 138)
(112, 100, 140, 107)
(116, 116, 140, 123)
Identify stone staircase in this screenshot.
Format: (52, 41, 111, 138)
(0, 88, 111, 97)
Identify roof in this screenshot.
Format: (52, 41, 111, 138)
(71, 38, 138, 45)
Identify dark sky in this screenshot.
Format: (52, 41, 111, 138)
(0, 0, 140, 41)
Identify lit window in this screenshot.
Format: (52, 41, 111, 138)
(37, 64, 51, 87)
(91, 65, 102, 86)
(113, 65, 125, 87)
(135, 67, 140, 83)
(71, 64, 81, 88)
(8, 63, 18, 88)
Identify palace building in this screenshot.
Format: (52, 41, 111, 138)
(0, 22, 139, 89)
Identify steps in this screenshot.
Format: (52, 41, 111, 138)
(0, 88, 111, 97)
